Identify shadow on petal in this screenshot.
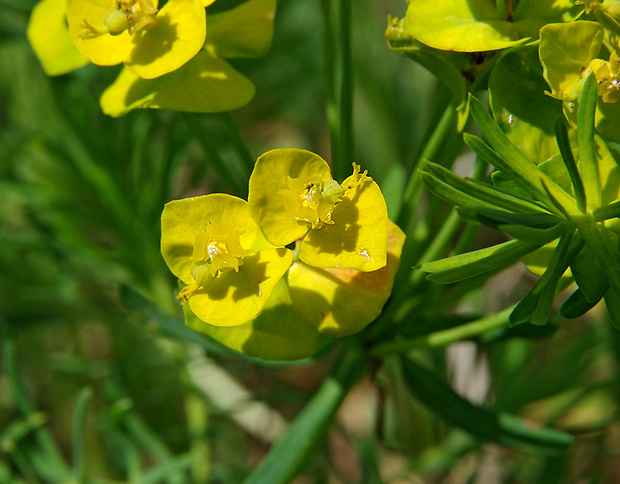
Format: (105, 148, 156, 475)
(302, 188, 362, 258)
(193, 255, 268, 302)
(128, 15, 176, 67)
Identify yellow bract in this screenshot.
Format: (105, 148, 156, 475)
(248, 148, 389, 272)
(27, 0, 90, 75)
(289, 221, 405, 337)
(66, 0, 206, 78)
(161, 150, 404, 360)
(161, 194, 293, 327)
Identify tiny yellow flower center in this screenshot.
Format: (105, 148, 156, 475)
(284, 163, 371, 230)
(80, 0, 158, 39)
(176, 222, 248, 304)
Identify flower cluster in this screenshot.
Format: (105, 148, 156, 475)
(161, 149, 405, 360)
(26, 0, 276, 116)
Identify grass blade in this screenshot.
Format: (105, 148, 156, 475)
(243, 348, 367, 484)
(400, 357, 573, 455)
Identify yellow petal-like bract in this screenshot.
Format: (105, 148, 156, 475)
(67, 0, 206, 78)
(27, 0, 90, 76)
(248, 148, 389, 271)
(289, 221, 405, 337)
(161, 194, 293, 327)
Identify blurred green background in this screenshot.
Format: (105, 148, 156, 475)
(2, 0, 620, 482)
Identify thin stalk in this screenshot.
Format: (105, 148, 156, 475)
(397, 99, 457, 229)
(320, 0, 340, 167)
(406, 83, 453, 177)
(370, 306, 514, 356)
(220, 112, 255, 176)
(182, 113, 245, 196)
(336, 0, 354, 181)
(408, 208, 464, 288)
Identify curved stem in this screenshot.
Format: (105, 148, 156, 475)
(370, 306, 514, 357)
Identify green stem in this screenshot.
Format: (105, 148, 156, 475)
(220, 112, 255, 176)
(336, 0, 354, 181)
(320, 0, 340, 168)
(370, 306, 514, 357)
(397, 97, 457, 229)
(182, 113, 245, 197)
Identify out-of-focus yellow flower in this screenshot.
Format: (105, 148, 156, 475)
(161, 193, 293, 327)
(66, 0, 207, 78)
(27, 0, 89, 75)
(249, 149, 389, 272)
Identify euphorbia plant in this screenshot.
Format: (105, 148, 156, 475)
(12, 0, 620, 482)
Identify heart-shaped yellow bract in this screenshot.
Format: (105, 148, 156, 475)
(161, 193, 293, 327)
(248, 149, 389, 272)
(67, 0, 206, 79)
(289, 220, 405, 337)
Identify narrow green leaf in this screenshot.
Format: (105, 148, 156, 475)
(593, 200, 620, 222)
(400, 357, 573, 454)
(577, 73, 601, 209)
(424, 160, 550, 214)
(243, 349, 367, 484)
(419, 239, 542, 284)
(570, 246, 608, 302)
(554, 117, 586, 212)
(510, 231, 577, 325)
(457, 206, 559, 229)
(498, 224, 565, 244)
(419, 170, 491, 211)
(468, 95, 578, 215)
(0, 414, 47, 452)
(578, 221, 620, 296)
(560, 288, 602, 319)
(71, 387, 93, 484)
(531, 231, 578, 326)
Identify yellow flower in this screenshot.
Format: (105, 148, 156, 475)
(248, 149, 389, 272)
(27, 0, 89, 76)
(66, 0, 208, 78)
(288, 220, 405, 337)
(161, 193, 293, 327)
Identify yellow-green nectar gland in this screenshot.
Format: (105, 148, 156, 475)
(176, 222, 248, 304)
(285, 163, 370, 230)
(80, 0, 157, 39)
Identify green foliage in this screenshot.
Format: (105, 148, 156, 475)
(4, 0, 620, 482)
